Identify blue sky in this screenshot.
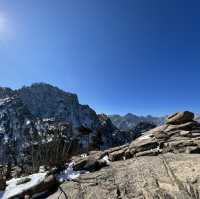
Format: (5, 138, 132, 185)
(0, 0, 200, 116)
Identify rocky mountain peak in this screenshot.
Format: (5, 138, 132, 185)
(17, 83, 79, 122)
(1, 83, 100, 130)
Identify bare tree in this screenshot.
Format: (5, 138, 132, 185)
(30, 120, 74, 172)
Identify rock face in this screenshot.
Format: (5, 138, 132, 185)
(0, 83, 100, 130)
(17, 83, 99, 129)
(109, 113, 164, 131)
(95, 114, 118, 149)
(0, 97, 36, 166)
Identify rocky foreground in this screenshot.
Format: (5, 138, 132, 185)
(2, 111, 200, 199)
(49, 153, 200, 199)
(48, 111, 200, 199)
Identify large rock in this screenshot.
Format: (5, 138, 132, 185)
(166, 111, 194, 125)
(73, 151, 109, 172)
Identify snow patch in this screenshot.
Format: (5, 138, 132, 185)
(56, 161, 80, 183)
(3, 135, 8, 143)
(101, 155, 110, 164)
(26, 120, 31, 125)
(2, 172, 47, 199)
(81, 153, 88, 158)
(137, 133, 152, 141)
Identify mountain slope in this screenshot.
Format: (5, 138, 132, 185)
(0, 96, 35, 165)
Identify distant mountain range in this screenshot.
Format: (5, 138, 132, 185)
(109, 113, 165, 131)
(110, 113, 200, 131)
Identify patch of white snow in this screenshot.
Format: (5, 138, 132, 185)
(26, 120, 31, 125)
(81, 153, 88, 158)
(56, 161, 80, 183)
(4, 135, 8, 143)
(2, 172, 47, 199)
(137, 133, 152, 141)
(101, 155, 110, 164)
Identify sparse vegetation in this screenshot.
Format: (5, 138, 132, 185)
(30, 121, 74, 171)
